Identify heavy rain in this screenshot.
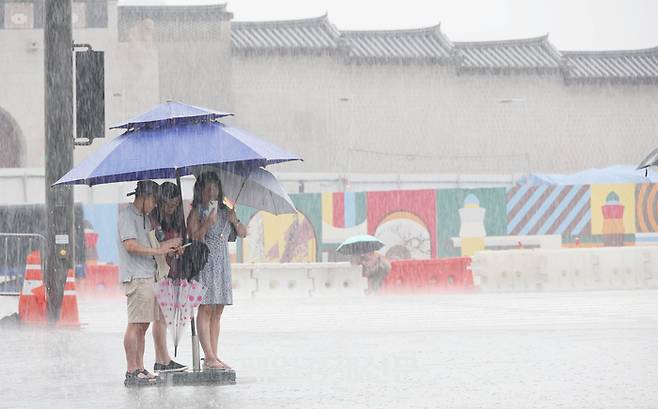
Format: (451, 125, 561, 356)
(1, 0, 657, 408)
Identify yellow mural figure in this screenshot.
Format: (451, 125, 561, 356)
(601, 191, 625, 246)
(242, 211, 317, 263)
(458, 193, 486, 256)
(591, 184, 635, 246)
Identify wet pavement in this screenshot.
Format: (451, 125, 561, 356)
(1, 290, 658, 409)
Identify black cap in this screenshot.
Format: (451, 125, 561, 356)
(127, 180, 160, 198)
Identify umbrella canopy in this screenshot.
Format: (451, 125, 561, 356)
(198, 165, 297, 215)
(336, 234, 385, 256)
(155, 278, 207, 356)
(522, 165, 658, 185)
(637, 147, 658, 170)
(110, 100, 233, 130)
(54, 121, 301, 186)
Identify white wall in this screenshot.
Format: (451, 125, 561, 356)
(231, 54, 658, 174)
(1, 3, 657, 176)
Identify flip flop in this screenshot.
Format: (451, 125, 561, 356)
(203, 360, 228, 371)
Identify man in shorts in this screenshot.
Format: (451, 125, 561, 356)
(119, 180, 181, 386)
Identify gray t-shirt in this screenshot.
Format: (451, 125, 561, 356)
(117, 203, 157, 282)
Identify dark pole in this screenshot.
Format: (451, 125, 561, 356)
(44, 0, 74, 322)
(175, 169, 187, 243)
(177, 169, 201, 370)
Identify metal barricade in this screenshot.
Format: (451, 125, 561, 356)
(0, 233, 46, 295)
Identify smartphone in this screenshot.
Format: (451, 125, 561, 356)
(209, 200, 218, 212)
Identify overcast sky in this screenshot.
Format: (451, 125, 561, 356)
(119, 0, 657, 51)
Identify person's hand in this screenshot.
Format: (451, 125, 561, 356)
(156, 245, 176, 256)
(228, 209, 239, 225)
(155, 238, 181, 256)
(174, 244, 186, 257)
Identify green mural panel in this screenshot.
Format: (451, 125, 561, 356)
(436, 188, 507, 257)
(354, 192, 367, 225)
(290, 193, 322, 261)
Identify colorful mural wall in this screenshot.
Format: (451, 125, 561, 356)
(82, 183, 658, 264)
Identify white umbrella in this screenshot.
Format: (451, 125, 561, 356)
(197, 166, 297, 215)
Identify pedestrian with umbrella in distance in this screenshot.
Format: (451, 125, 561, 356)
(337, 235, 391, 294)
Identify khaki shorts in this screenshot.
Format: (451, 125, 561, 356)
(123, 278, 161, 323)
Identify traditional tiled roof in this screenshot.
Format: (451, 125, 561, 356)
(229, 13, 657, 83)
(562, 47, 658, 83)
(339, 25, 454, 63)
(231, 15, 340, 54)
(454, 35, 562, 72)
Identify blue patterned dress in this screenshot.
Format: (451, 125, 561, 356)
(197, 205, 233, 305)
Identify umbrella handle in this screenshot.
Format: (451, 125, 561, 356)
(191, 317, 201, 371)
(176, 169, 187, 242)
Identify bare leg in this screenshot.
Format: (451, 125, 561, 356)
(197, 304, 218, 365)
(210, 305, 229, 368)
(124, 323, 149, 372)
(137, 323, 149, 370)
(124, 324, 139, 372)
(209, 305, 224, 358)
(153, 315, 171, 365)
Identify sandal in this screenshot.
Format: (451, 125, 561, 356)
(203, 359, 228, 371)
(139, 369, 160, 380)
(124, 369, 158, 387)
(217, 359, 233, 370)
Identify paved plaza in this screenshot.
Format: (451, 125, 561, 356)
(1, 290, 657, 409)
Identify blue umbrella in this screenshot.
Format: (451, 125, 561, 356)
(54, 120, 301, 186)
(54, 101, 301, 367)
(110, 100, 233, 130)
(336, 235, 385, 256)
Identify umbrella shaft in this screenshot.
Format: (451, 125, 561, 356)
(191, 317, 201, 371)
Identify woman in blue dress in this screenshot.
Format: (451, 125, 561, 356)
(187, 172, 247, 370)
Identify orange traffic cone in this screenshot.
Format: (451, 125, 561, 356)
(18, 251, 47, 325)
(57, 268, 80, 327)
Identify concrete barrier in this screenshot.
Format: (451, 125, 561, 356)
(249, 264, 314, 299)
(472, 246, 658, 292)
(230, 265, 258, 300)
(473, 250, 542, 292)
(307, 263, 367, 297)
(231, 263, 365, 299)
(638, 247, 658, 287)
